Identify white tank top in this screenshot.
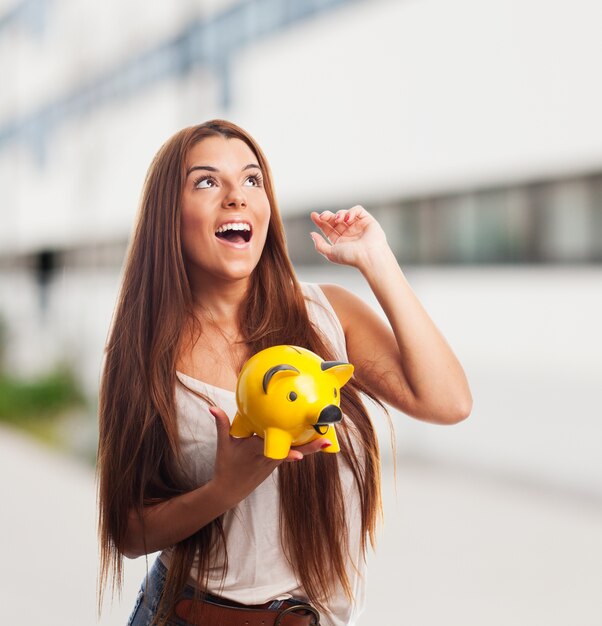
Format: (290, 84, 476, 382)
(160, 283, 367, 626)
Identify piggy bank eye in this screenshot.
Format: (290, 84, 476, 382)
(334, 388, 338, 398)
(288, 391, 298, 402)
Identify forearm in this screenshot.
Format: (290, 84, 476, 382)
(123, 479, 234, 558)
(358, 246, 472, 422)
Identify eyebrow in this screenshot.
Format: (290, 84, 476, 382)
(186, 163, 262, 177)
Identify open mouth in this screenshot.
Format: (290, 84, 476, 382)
(215, 222, 252, 245)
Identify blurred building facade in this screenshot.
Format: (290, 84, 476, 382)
(2, 0, 602, 269)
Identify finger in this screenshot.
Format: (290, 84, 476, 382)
(293, 438, 332, 456)
(311, 210, 351, 242)
(318, 210, 335, 221)
(208, 406, 231, 444)
(283, 450, 304, 462)
(310, 212, 332, 241)
(334, 210, 347, 223)
(323, 209, 360, 238)
(346, 205, 368, 224)
(329, 212, 352, 238)
(313, 211, 336, 233)
(313, 215, 344, 242)
(310, 211, 323, 226)
(310, 232, 334, 260)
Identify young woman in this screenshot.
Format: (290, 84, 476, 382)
(98, 120, 472, 626)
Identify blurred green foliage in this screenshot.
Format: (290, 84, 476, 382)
(0, 313, 87, 447)
(0, 368, 85, 423)
(0, 314, 6, 368)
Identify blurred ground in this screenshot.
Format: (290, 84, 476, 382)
(2, 424, 601, 626)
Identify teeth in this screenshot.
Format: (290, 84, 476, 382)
(216, 222, 251, 233)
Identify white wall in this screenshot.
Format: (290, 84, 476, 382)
(232, 0, 602, 210)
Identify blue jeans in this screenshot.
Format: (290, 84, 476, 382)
(126, 558, 188, 626)
(126, 558, 293, 626)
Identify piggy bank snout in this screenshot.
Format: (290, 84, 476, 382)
(316, 404, 342, 425)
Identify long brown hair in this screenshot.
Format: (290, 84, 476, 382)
(97, 120, 383, 622)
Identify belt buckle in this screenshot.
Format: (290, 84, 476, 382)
(274, 603, 320, 626)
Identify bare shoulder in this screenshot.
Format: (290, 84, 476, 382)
(318, 283, 353, 303)
(318, 283, 374, 330)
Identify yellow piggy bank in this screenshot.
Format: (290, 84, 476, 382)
(230, 345, 354, 459)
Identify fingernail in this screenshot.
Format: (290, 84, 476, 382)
(344, 214, 350, 222)
(320, 441, 332, 449)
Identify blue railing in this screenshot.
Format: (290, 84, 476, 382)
(0, 0, 358, 154)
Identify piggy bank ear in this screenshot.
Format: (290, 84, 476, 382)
(263, 364, 300, 393)
(321, 361, 354, 387)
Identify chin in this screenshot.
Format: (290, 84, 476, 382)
(218, 262, 259, 282)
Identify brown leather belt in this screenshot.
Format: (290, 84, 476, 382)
(174, 596, 321, 626)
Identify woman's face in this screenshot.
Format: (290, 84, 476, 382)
(180, 136, 271, 287)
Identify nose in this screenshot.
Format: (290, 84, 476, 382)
(222, 185, 247, 209)
(313, 404, 342, 435)
(315, 405, 342, 425)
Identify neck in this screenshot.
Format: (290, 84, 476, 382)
(189, 275, 250, 327)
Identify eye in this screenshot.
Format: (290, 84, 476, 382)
(244, 173, 263, 187)
(334, 388, 338, 398)
(287, 391, 298, 402)
(193, 175, 216, 189)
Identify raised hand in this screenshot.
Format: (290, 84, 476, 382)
(310, 205, 388, 270)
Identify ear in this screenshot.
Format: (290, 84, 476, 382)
(321, 361, 354, 387)
(262, 364, 300, 393)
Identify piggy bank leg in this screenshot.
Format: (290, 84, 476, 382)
(263, 428, 293, 460)
(230, 412, 255, 438)
(321, 425, 340, 453)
